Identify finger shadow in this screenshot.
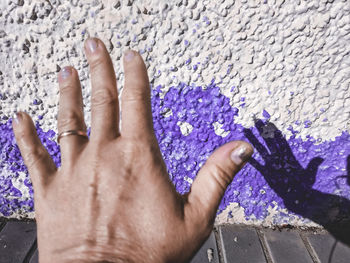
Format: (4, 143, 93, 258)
(244, 119, 350, 245)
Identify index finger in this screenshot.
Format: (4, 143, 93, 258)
(121, 50, 155, 141)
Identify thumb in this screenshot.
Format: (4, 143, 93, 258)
(185, 140, 253, 228)
(305, 157, 323, 177)
(305, 157, 323, 185)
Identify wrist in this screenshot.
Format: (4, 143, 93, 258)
(38, 240, 158, 263)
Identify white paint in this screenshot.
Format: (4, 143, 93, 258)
(215, 202, 322, 228)
(213, 121, 230, 137)
(183, 176, 193, 184)
(1, 0, 349, 143)
(0, 167, 34, 219)
(177, 121, 193, 136)
(11, 171, 31, 198)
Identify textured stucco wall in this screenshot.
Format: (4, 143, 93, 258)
(1, 0, 350, 228)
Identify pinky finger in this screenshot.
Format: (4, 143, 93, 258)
(12, 112, 57, 190)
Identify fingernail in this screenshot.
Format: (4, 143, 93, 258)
(13, 112, 23, 126)
(124, 49, 135, 61)
(230, 145, 253, 165)
(59, 66, 72, 80)
(86, 38, 98, 53)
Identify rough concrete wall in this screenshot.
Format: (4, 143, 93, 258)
(0, 0, 350, 228)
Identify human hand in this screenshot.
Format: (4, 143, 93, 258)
(12, 37, 253, 263)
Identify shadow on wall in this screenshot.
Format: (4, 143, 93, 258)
(244, 119, 350, 246)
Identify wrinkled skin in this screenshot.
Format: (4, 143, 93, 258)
(12, 38, 253, 263)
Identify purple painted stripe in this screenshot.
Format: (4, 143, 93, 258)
(0, 81, 350, 225)
(152, 81, 350, 224)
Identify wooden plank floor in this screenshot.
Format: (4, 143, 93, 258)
(1, 219, 350, 263)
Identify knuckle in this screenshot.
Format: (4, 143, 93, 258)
(16, 127, 29, 140)
(208, 163, 233, 192)
(92, 88, 117, 107)
(58, 110, 84, 132)
(23, 146, 47, 171)
(59, 83, 76, 95)
(122, 139, 139, 155)
(123, 138, 157, 155)
(120, 139, 144, 164)
(89, 55, 105, 71)
(122, 88, 149, 103)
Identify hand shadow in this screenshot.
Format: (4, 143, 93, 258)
(244, 119, 350, 245)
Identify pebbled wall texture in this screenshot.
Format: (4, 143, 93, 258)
(0, 0, 350, 228)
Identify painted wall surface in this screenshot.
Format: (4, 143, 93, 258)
(0, 0, 350, 228)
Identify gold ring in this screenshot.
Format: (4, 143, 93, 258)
(57, 130, 89, 144)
